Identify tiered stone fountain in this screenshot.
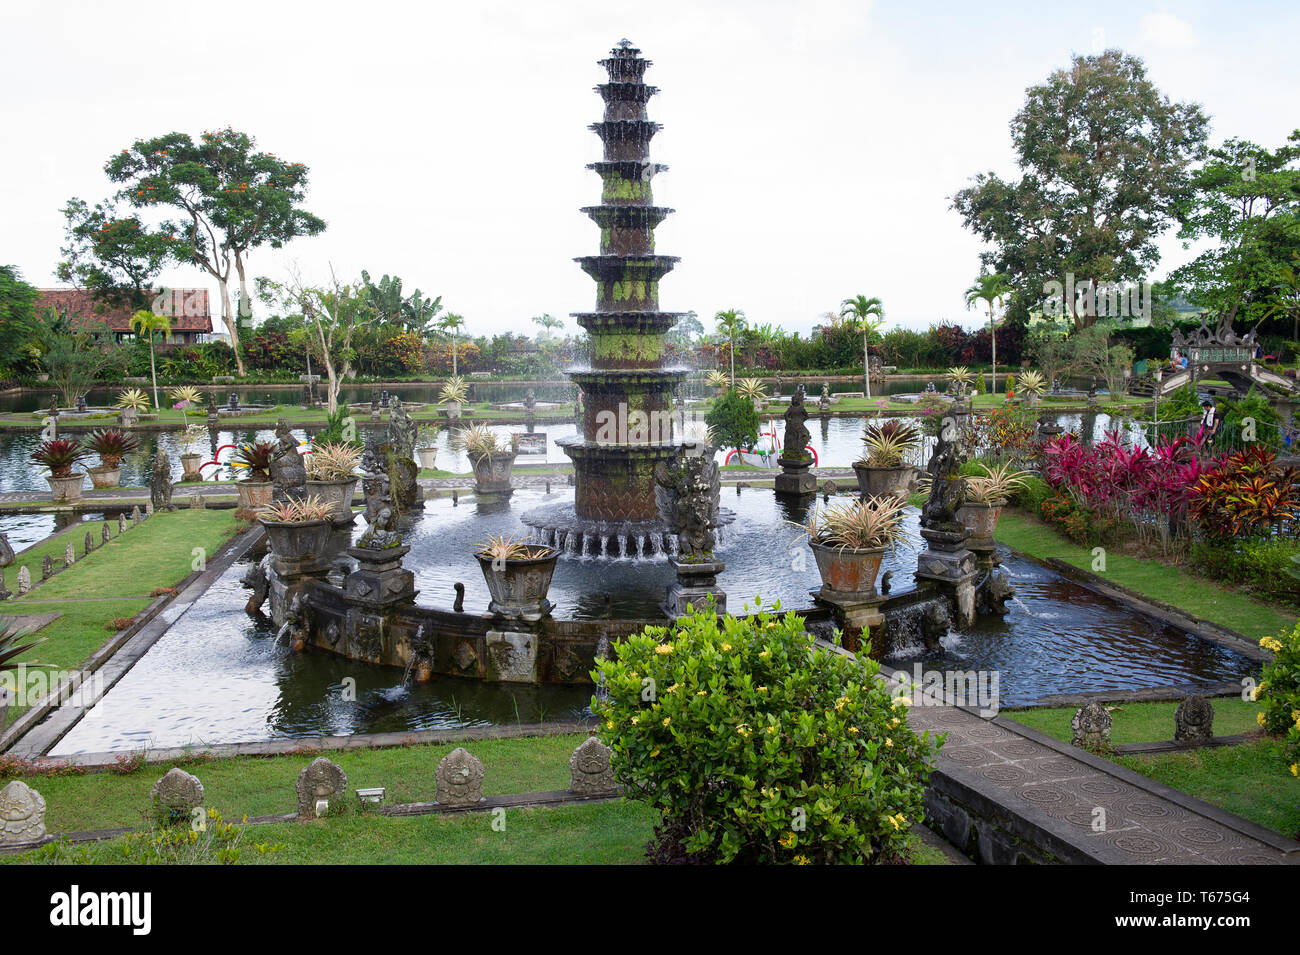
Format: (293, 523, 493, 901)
(524, 39, 726, 557)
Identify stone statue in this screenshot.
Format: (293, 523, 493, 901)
(270, 419, 307, 504)
(150, 449, 174, 512)
(569, 737, 618, 795)
(149, 768, 204, 819)
(654, 443, 721, 559)
(357, 449, 400, 549)
(435, 747, 485, 807)
(377, 404, 422, 512)
(524, 388, 536, 413)
(296, 757, 348, 818)
(0, 533, 13, 569)
(1174, 695, 1214, 743)
(920, 425, 965, 533)
(779, 386, 812, 463)
(0, 780, 46, 846)
(1070, 702, 1112, 752)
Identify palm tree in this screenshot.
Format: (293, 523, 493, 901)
(838, 295, 886, 399)
(130, 309, 171, 412)
(964, 273, 1012, 397)
(438, 312, 466, 377)
(714, 308, 746, 386)
(531, 313, 563, 341)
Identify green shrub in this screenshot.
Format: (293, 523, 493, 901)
(1255, 621, 1300, 776)
(592, 606, 939, 864)
(1162, 383, 1202, 421)
(974, 371, 987, 394)
(1189, 538, 1300, 609)
(1012, 474, 1050, 511)
(29, 808, 282, 865)
(705, 388, 759, 451)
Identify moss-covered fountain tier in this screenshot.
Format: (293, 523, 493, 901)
(526, 39, 712, 555)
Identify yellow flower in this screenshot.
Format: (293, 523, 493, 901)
(886, 813, 906, 830)
(631, 716, 639, 726)
(757, 686, 767, 693)
(654, 644, 673, 655)
(758, 649, 771, 659)
(1291, 764, 1298, 777)
(662, 717, 671, 727)
(696, 690, 707, 697)
(721, 643, 732, 652)
(885, 737, 893, 747)
(793, 854, 810, 865)
(1257, 712, 1266, 727)
(665, 684, 679, 694)
(649, 748, 660, 757)
(779, 832, 797, 849)
(892, 696, 912, 709)
(605, 720, 614, 730)
(889, 717, 900, 729)
(848, 727, 859, 734)
(766, 726, 776, 734)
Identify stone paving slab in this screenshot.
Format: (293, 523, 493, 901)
(907, 703, 1298, 865)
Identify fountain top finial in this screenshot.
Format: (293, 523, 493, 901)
(610, 38, 641, 56)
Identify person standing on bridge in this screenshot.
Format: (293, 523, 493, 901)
(1199, 399, 1222, 448)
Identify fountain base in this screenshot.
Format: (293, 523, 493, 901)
(521, 499, 735, 560)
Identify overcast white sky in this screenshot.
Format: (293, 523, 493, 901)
(2, 0, 1296, 337)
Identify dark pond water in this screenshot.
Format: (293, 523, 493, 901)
(51, 487, 1257, 754)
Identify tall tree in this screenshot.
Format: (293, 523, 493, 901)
(964, 272, 1012, 394)
(130, 309, 172, 410)
(438, 312, 466, 377)
(952, 50, 1208, 330)
(103, 128, 327, 375)
(714, 308, 746, 386)
(1168, 132, 1300, 332)
(361, 270, 443, 334)
(0, 266, 40, 377)
(56, 199, 173, 313)
(531, 313, 563, 342)
(838, 295, 886, 399)
(260, 267, 375, 415)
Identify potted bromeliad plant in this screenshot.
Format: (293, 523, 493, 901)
(115, 387, 150, 427)
(84, 427, 140, 489)
(957, 461, 1029, 542)
(456, 424, 519, 492)
(232, 441, 276, 518)
(305, 441, 362, 525)
(258, 496, 334, 564)
(32, 438, 91, 503)
(802, 494, 909, 598)
(439, 376, 468, 419)
(736, 377, 767, 412)
(415, 424, 441, 471)
(475, 534, 559, 621)
(853, 419, 921, 499)
(1015, 370, 1046, 407)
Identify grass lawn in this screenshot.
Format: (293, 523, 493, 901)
(0, 731, 952, 864)
(1003, 701, 1300, 840)
(994, 509, 1295, 641)
(1112, 741, 1300, 839)
(1002, 698, 1262, 747)
(2, 509, 245, 716)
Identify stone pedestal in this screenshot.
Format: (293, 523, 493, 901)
(915, 527, 978, 627)
(813, 588, 887, 656)
(663, 558, 726, 620)
(345, 545, 418, 610)
(774, 456, 816, 496)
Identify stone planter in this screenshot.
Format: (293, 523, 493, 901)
(476, 547, 558, 621)
(955, 499, 1005, 547)
(179, 453, 203, 482)
(851, 462, 915, 499)
(235, 480, 273, 519)
(46, 473, 85, 503)
(809, 540, 886, 599)
(87, 465, 122, 489)
(417, 447, 439, 471)
(259, 518, 333, 570)
(442, 401, 463, 419)
(306, 477, 358, 526)
(472, 452, 516, 494)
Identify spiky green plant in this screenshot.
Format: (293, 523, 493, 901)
(115, 388, 151, 412)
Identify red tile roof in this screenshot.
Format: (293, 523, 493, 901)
(34, 288, 214, 334)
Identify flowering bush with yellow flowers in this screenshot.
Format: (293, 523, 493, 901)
(592, 605, 939, 864)
(1255, 619, 1300, 775)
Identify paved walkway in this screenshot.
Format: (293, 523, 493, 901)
(905, 703, 1296, 864)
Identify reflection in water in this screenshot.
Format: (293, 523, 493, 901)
(54, 487, 1258, 754)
